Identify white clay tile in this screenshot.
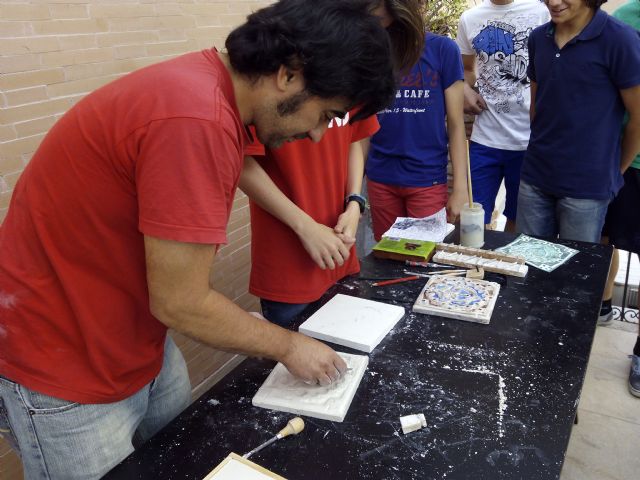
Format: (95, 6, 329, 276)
(298, 294, 405, 353)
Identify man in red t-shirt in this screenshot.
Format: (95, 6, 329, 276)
(239, 0, 426, 328)
(0, 1, 396, 477)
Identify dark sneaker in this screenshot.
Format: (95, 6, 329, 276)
(629, 355, 640, 398)
(597, 308, 613, 326)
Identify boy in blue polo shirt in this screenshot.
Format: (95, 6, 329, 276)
(516, 0, 640, 243)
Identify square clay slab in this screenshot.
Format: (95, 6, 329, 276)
(298, 294, 405, 352)
(252, 352, 368, 422)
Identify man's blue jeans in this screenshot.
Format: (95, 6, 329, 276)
(516, 180, 610, 243)
(0, 335, 191, 479)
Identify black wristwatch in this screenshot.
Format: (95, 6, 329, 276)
(345, 193, 366, 214)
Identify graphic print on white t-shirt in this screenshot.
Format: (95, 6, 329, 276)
(457, 0, 549, 150)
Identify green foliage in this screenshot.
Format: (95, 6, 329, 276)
(424, 0, 469, 37)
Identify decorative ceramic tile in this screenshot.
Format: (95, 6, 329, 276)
(298, 294, 405, 353)
(252, 352, 368, 422)
(495, 234, 578, 272)
(412, 275, 500, 324)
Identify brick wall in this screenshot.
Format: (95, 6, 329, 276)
(0, 1, 272, 477)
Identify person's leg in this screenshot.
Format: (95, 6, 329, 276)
(469, 141, 504, 225)
(502, 149, 526, 233)
(598, 236, 617, 326)
(607, 168, 640, 395)
(260, 299, 310, 328)
(135, 335, 191, 444)
(631, 327, 640, 398)
(556, 197, 609, 243)
(600, 202, 616, 325)
(404, 184, 448, 219)
(515, 180, 558, 238)
(367, 178, 407, 241)
(0, 375, 151, 479)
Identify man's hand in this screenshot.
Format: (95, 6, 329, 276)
(463, 83, 488, 115)
(281, 333, 347, 385)
(297, 218, 350, 269)
(333, 202, 360, 250)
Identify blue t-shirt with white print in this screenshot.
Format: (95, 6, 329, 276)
(366, 32, 464, 188)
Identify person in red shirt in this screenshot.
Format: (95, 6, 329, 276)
(0, 1, 396, 478)
(240, 0, 425, 327)
(243, 112, 379, 326)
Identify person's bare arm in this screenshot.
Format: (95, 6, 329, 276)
(334, 138, 369, 247)
(239, 156, 350, 269)
(620, 85, 640, 173)
(144, 236, 346, 384)
(444, 80, 469, 223)
(462, 54, 487, 115)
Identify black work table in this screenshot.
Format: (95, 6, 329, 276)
(105, 231, 612, 480)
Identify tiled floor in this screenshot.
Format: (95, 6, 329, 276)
(561, 320, 640, 480)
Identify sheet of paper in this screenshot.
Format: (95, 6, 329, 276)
(298, 294, 405, 352)
(495, 234, 578, 272)
(382, 208, 454, 242)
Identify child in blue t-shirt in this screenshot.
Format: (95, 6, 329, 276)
(517, 0, 640, 243)
(366, 32, 468, 240)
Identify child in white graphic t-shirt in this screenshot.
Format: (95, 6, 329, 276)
(456, 0, 549, 231)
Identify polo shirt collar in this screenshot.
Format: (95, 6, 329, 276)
(545, 8, 608, 41)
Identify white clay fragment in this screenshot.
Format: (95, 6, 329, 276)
(400, 413, 427, 435)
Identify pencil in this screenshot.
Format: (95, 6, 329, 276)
(372, 275, 420, 287)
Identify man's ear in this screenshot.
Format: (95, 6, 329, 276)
(276, 65, 304, 92)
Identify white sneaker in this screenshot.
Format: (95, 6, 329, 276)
(597, 308, 613, 326)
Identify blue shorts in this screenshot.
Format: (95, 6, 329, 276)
(469, 141, 525, 224)
(260, 299, 310, 328)
(602, 167, 640, 254)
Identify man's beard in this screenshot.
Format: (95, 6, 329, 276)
(264, 132, 310, 149)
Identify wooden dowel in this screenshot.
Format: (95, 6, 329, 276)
(466, 140, 474, 207)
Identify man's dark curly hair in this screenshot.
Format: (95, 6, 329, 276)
(225, 0, 396, 122)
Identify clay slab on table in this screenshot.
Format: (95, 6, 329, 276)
(298, 293, 405, 352)
(252, 352, 368, 422)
